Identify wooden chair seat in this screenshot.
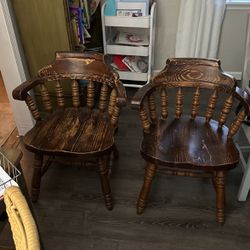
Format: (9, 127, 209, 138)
(23, 107, 114, 156)
(141, 115, 239, 170)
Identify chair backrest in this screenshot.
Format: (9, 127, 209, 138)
(4, 186, 40, 250)
(13, 52, 126, 128)
(132, 58, 250, 138)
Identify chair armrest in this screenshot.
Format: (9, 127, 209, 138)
(12, 77, 44, 101)
(235, 86, 250, 115)
(131, 83, 154, 110)
(115, 81, 127, 107)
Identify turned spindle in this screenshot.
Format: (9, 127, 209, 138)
(40, 83, 52, 112)
(161, 88, 168, 119)
(111, 105, 120, 127)
(87, 80, 95, 110)
(191, 87, 200, 119)
(71, 80, 80, 108)
(25, 94, 41, 121)
(175, 87, 183, 118)
(99, 83, 109, 112)
(55, 80, 65, 108)
(148, 93, 157, 123)
(228, 110, 246, 138)
(140, 107, 150, 133)
(205, 89, 218, 122)
(219, 94, 234, 127)
(108, 88, 117, 116)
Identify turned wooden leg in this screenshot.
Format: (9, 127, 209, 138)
(214, 171, 225, 224)
(31, 153, 43, 202)
(137, 163, 157, 214)
(98, 157, 113, 210)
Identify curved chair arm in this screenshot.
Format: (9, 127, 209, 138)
(131, 83, 155, 110)
(12, 77, 45, 101)
(235, 86, 250, 115)
(13, 77, 127, 106)
(114, 81, 127, 107)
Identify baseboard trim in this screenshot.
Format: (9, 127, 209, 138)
(153, 70, 242, 81)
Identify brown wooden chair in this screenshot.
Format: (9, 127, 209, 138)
(131, 58, 250, 224)
(12, 52, 126, 210)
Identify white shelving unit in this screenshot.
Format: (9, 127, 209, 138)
(101, 1, 156, 88)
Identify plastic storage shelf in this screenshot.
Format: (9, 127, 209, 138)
(101, 1, 156, 88)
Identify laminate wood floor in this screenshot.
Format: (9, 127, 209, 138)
(2, 88, 250, 250)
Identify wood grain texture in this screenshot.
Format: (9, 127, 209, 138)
(55, 80, 65, 108)
(147, 93, 157, 123)
(40, 83, 52, 112)
(98, 157, 113, 210)
(25, 95, 41, 121)
(71, 80, 80, 107)
(160, 88, 168, 119)
(109, 89, 117, 116)
(191, 87, 200, 119)
(206, 89, 218, 122)
(12, 52, 126, 210)
(99, 83, 109, 112)
(219, 94, 234, 127)
(14, 52, 126, 108)
(137, 163, 157, 214)
(215, 171, 225, 224)
(175, 87, 183, 118)
(23, 108, 115, 156)
(141, 115, 239, 170)
(111, 106, 120, 128)
(139, 107, 150, 133)
(2, 89, 250, 249)
(87, 80, 95, 110)
(131, 58, 250, 224)
(152, 58, 236, 90)
(228, 110, 246, 138)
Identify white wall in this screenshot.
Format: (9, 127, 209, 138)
(0, 0, 33, 135)
(154, 0, 180, 70)
(218, 8, 250, 72)
(153, 0, 249, 76)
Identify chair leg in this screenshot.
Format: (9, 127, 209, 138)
(31, 153, 43, 202)
(98, 157, 113, 210)
(137, 163, 157, 215)
(214, 171, 225, 224)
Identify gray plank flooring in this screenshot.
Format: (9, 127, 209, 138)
(27, 88, 250, 249)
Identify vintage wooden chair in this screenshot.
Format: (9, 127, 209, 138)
(12, 52, 126, 210)
(131, 58, 250, 224)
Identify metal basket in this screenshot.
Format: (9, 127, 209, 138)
(0, 151, 21, 200)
